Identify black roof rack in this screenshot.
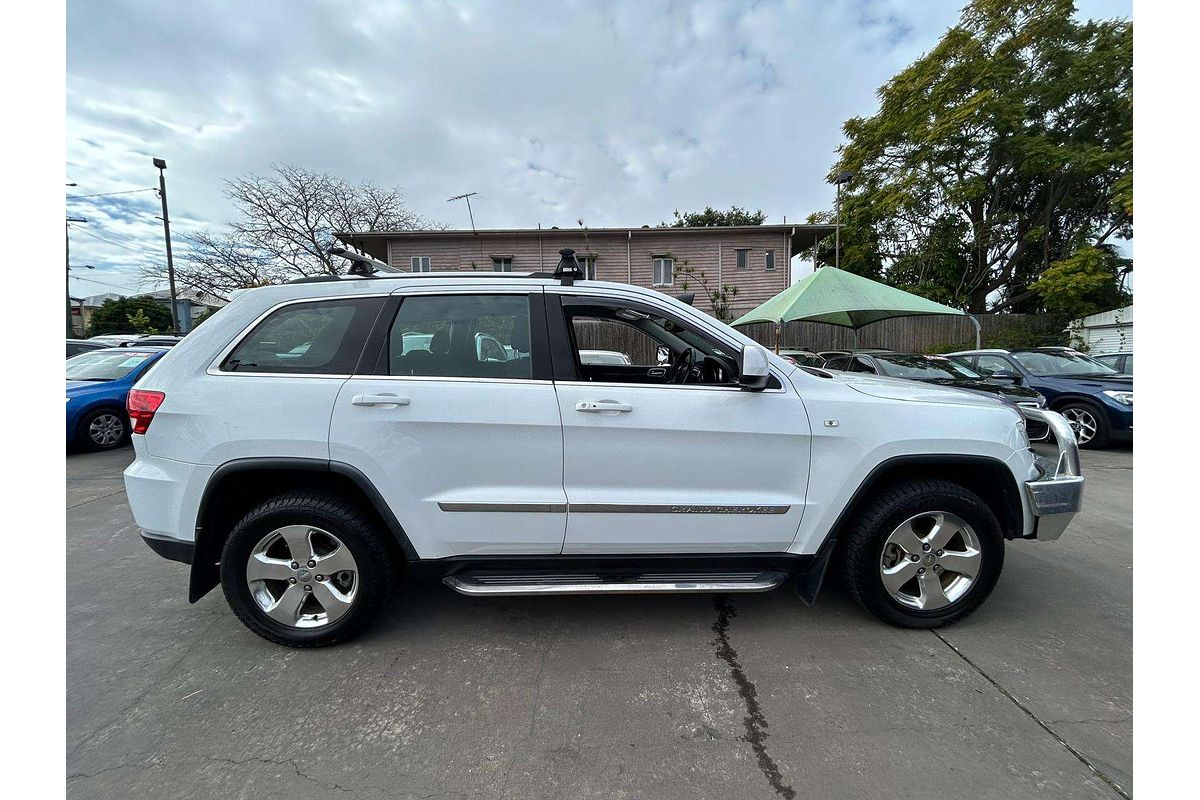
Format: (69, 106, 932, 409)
(287, 275, 346, 284)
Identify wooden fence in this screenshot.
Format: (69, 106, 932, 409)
(737, 313, 1065, 354)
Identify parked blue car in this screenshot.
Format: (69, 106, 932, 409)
(948, 347, 1132, 449)
(67, 348, 167, 450)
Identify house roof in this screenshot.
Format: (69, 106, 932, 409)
(336, 224, 835, 262)
(144, 288, 228, 307)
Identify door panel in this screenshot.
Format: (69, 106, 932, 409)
(555, 383, 811, 554)
(330, 379, 566, 558)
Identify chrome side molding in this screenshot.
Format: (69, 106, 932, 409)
(443, 570, 789, 596)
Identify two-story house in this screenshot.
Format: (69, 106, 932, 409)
(336, 224, 834, 318)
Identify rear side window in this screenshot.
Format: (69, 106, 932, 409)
(222, 297, 384, 374)
(388, 294, 533, 380)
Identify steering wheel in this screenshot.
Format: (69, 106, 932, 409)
(667, 347, 695, 384)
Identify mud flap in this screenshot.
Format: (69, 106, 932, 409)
(792, 538, 835, 606)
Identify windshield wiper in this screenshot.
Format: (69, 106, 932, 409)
(71, 377, 113, 382)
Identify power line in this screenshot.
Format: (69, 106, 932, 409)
(75, 227, 160, 257)
(67, 187, 157, 200)
(68, 274, 145, 294)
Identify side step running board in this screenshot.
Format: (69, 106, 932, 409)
(443, 570, 789, 596)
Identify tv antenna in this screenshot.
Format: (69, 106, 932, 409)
(446, 192, 480, 234)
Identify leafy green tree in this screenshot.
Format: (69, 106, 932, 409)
(804, 0, 1131, 313)
(1031, 244, 1131, 317)
(85, 296, 173, 337)
(662, 206, 767, 228)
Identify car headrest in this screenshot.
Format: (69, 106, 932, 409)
(510, 321, 530, 353)
(430, 329, 450, 354)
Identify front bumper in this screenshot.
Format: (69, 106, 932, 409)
(1021, 407, 1085, 540)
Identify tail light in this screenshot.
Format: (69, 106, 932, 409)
(127, 389, 166, 434)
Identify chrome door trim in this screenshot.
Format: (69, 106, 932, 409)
(438, 502, 568, 513)
(569, 504, 790, 515)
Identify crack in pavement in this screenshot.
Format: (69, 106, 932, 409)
(711, 595, 796, 800)
(67, 487, 127, 510)
(931, 629, 1131, 800)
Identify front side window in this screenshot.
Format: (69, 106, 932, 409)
(222, 298, 384, 374)
(736, 249, 749, 270)
(492, 257, 513, 273)
(388, 294, 533, 379)
(564, 300, 739, 386)
(410, 256, 432, 273)
(975, 354, 1014, 375)
(652, 257, 673, 287)
(765, 250, 775, 271)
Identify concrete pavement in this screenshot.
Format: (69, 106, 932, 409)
(66, 445, 1131, 799)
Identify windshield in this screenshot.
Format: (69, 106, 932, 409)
(872, 354, 984, 380)
(1011, 350, 1118, 377)
(66, 350, 155, 381)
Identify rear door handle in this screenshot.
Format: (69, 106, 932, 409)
(352, 394, 410, 407)
(576, 400, 633, 413)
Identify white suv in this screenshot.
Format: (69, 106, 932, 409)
(124, 255, 1084, 647)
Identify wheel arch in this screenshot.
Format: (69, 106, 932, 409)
(188, 457, 417, 603)
(1047, 392, 1105, 412)
(828, 454, 1024, 545)
(75, 402, 127, 438)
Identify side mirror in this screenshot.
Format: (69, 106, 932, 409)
(739, 344, 770, 391)
(991, 369, 1021, 385)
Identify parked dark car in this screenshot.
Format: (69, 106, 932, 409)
(1092, 351, 1132, 374)
(67, 339, 107, 358)
(778, 349, 826, 367)
(823, 351, 1049, 440)
(118, 335, 183, 347)
(948, 347, 1132, 449)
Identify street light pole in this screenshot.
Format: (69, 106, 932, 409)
(66, 217, 87, 336)
(153, 158, 180, 334)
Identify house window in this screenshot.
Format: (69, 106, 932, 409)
(765, 250, 776, 271)
(410, 256, 431, 273)
(652, 256, 674, 287)
(578, 256, 597, 280)
(492, 257, 513, 272)
(735, 249, 749, 270)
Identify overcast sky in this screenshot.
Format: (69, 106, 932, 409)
(66, 0, 1131, 298)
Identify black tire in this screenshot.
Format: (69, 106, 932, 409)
(840, 478, 1004, 629)
(220, 490, 396, 647)
(1056, 399, 1110, 449)
(78, 408, 128, 451)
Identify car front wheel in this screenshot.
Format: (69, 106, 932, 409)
(1058, 400, 1110, 449)
(840, 478, 1004, 628)
(79, 408, 128, 451)
(220, 490, 395, 647)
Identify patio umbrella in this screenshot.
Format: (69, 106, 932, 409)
(731, 267, 979, 351)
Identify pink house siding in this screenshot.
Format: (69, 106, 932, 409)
(340, 224, 832, 318)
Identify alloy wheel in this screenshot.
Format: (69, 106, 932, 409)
(1060, 406, 1098, 445)
(246, 525, 359, 628)
(88, 413, 124, 447)
(878, 511, 982, 611)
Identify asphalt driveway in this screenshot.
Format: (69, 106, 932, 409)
(66, 445, 1132, 799)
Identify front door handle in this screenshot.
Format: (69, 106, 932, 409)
(352, 394, 410, 407)
(576, 400, 633, 413)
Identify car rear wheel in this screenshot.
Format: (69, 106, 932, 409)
(79, 408, 128, 451)
(840, 478, 1004, 628)
(1058, 400, 1110, 449)
(220, 490, 395, 647)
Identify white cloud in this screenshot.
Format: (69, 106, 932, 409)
(66, 0, 1132, 292)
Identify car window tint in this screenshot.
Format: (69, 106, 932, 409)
(387, 294, 533, 380)
(222, 297, 384, 374)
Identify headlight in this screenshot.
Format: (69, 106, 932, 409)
(1016, 419, 1030, 449)
(1103, 390, 1133, 406)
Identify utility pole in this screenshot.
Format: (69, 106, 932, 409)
(66, 217, 87, 336)
(153, 157, 180, 333)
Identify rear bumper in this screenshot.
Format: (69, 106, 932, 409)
(141, 531, 194, 564)
(1021, 407, 1085, 540)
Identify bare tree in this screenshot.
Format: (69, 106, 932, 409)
(145, 163, 434, 294)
